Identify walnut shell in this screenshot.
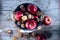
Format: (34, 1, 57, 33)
(12, 36, 17, 40)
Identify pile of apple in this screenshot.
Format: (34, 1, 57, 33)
(13, 3, 52, 30)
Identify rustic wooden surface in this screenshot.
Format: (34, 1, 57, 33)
(0, 0, 60, 40)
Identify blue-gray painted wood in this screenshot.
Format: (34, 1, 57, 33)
(0, 0, 60, 40)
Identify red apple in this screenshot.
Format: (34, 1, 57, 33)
(26, 20, 37, 30)
(36, 34, 46, 40)
(27, 4, 37, 14)
(14, 11, 23, 21)
(43, 16, 52, 25)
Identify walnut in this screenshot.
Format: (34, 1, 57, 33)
(21, 16, 27, 21)
(6, 30, 13, 34)
(12, 36, 17, 40)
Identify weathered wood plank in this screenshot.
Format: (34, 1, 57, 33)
(0, 0, 60, 40)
